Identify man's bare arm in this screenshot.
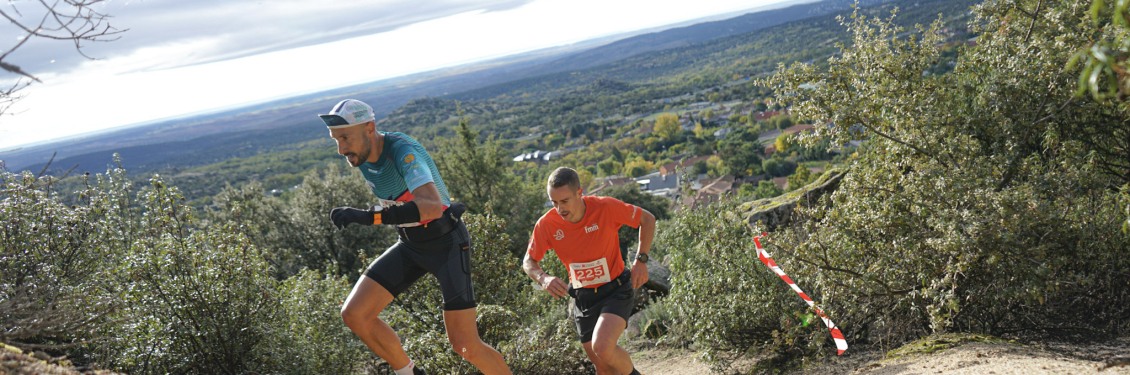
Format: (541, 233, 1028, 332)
(409, 182, 445, 221)
(637, 209, 656, 256)
(524, 252, 568, 299)
(631, 209, 656, 289)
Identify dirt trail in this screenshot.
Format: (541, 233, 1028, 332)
(632, 348, 714, 375)
(850, 342, 1129, 375)
(631, 338, 1130, 375)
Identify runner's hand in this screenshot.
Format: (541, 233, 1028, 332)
(539, 274, 568, 299)
(631, 260, 649, 289)
(330, 207, 374, 229)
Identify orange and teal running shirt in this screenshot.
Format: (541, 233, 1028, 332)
(358, 131, 450, 225)
(527, 196, 642, 289)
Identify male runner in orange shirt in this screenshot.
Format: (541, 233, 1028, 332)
(523, 167, 656, 375)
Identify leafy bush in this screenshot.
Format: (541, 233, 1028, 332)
(101, 176, 282, 374)
(435, 116, 546, 253)
(207, 163, 396, 280)
(4, 163, 389, 373)
(258, 269, 374, 374)
(762, 156, 797, 177)
(659, 201, 823, 372)
(0, 166, 132, 352)
(753, 180, 784, 199)
(757, 0, 1130, 362)
(652, 2, 1130, 369)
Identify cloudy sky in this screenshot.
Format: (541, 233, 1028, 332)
(0, 0, 776, 150)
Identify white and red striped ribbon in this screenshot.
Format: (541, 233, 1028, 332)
(753, 233, 848, 355)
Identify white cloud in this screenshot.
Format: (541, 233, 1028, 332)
(0, 0, 774, 149)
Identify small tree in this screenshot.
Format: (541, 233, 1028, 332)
(737, 183, 757, 197)
(654, 113, 681, 141)
(753, 180, 783, 199)
(774, 133, 794, 153)
(693, 160, 709, 175)
(436, 112, 545, 252)
(597, 159, 619, 176)
(626, 164, 648, 178)
(785, 165, 811, 192)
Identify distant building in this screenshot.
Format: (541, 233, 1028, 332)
(542, 150, 564, 162)
(679, 175, 737, 211)
(636, 171, 679, 193)
(757, 129, 782, 143)
(772, 176, 789, 190)
(659, 155, 711, 177)
(699, 175, 736, 196)
(512, 150, 549, 164)
(743, 174, 766, 185)
(681, 192, 720, 211)
(752, 108, 790, 121)
(587, 176, 635, 195)
(713, 127, 733, 139)
(782, 124, 816, 135)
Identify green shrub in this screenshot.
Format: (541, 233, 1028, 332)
(257, 269, 373, 374)
(2, 159, 591, 374)
(660, 201, 825, 372)
(103, 176, 282, 374)
(207, 163, 396, 281)
(754, 0, 1130, 367)
(498, 318, 593, 374)
(0, 166, 133, 353)
(771, 160, 1130, 344)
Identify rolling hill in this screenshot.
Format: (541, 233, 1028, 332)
(6, 0, 897, 174)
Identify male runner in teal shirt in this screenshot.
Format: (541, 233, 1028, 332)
(320, 99, 511, 375)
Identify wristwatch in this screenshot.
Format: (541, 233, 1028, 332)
(635, 252, 649, 263)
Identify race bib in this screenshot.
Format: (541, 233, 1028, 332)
(568, 258, 612, 288)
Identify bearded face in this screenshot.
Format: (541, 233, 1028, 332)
(330, 123, 374, 167)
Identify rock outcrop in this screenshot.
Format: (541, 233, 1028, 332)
(740, 168, 848, 231)
(631, 258, 671, 313)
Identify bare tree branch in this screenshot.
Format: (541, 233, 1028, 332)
(0, 0, 126, 117)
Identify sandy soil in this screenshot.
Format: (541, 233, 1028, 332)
(632, 348, 715, 375)
(850, 342, 1129, 375)
(631, 337, 1130, 375)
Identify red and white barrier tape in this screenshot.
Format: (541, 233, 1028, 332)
(753, 233, 848, 355)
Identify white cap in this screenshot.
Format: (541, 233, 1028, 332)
(318, 99, 375, 129)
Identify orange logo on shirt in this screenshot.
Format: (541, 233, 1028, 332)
(403, 154, 415, 163)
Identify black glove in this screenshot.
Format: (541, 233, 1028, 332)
(330, 207, 375, 229)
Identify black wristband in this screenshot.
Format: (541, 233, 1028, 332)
(381, 201, 422, 225)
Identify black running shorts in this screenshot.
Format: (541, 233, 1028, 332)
(569, 270, 634, 343)
(364, 220, 476, 311)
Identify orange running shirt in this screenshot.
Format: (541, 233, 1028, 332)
(527, 195, 642, 289)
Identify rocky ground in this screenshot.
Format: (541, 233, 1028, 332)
(630, 335, 1130, 375)
(1, 343, 122, 375)
(6, 335, 1129, 374)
